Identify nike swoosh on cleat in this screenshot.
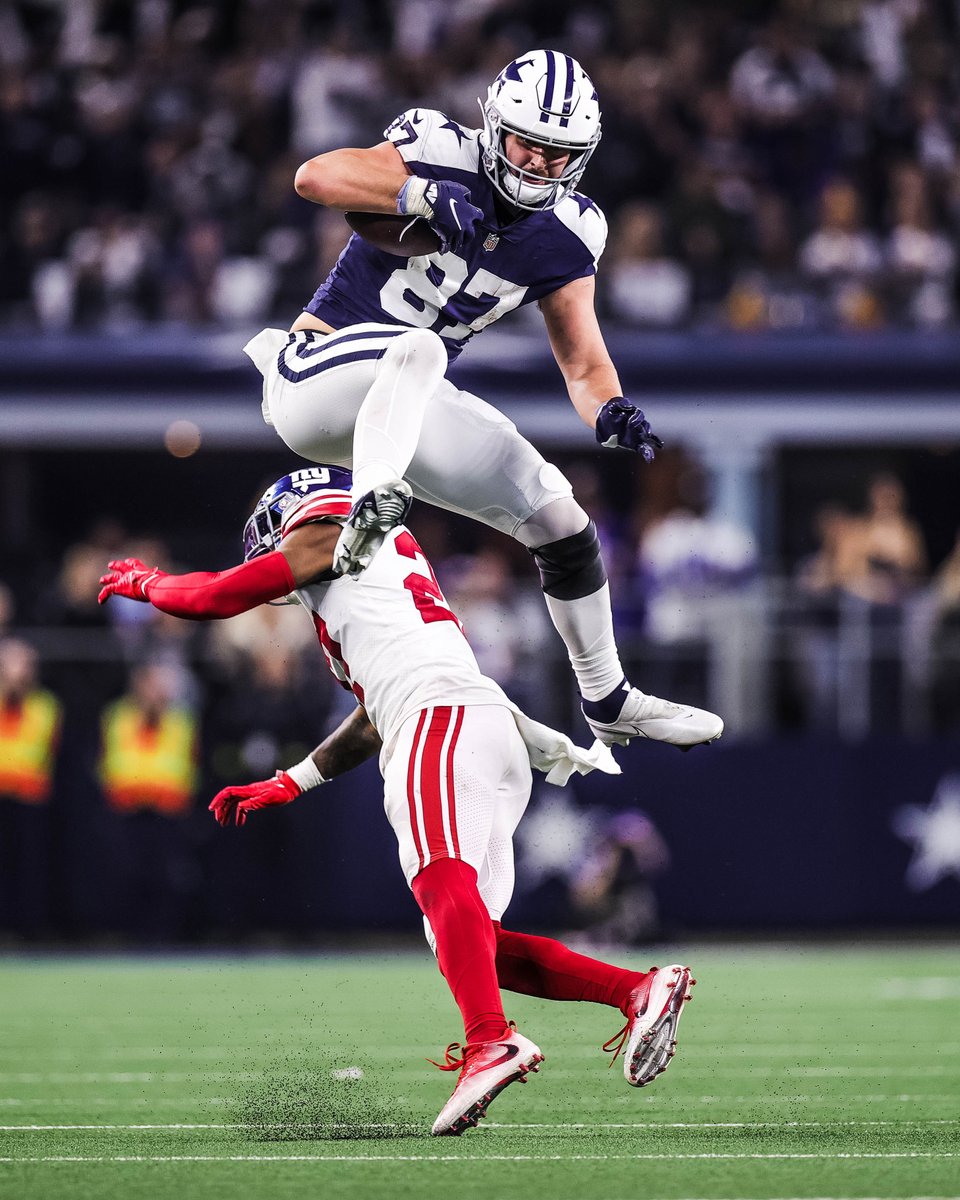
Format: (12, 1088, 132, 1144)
(485, 1042, 520, 1069)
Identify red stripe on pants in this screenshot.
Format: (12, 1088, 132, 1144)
(420, 706, 454, 864)
(445, 706, 464, 859)
(406, 709, 429, 872)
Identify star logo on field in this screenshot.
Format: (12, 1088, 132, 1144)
(513, 787, 601, 886)
(891, 774, 960, 891)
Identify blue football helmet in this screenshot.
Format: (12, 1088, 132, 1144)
(242, 465, 354, 561)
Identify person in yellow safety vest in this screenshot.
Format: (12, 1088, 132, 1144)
(0, 638, 61, 805)
(0, 638, 62, 939)
(99, 663, 198, 816)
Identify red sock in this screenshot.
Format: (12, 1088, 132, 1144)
(411, 858, 508, 1045)
(493, 924, 647, 1014)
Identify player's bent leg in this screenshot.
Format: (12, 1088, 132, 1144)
(604, 965, 695, 1087)
(382, 706, 543, 1135)
(492, 924, 646, 1008)
(352, 329, 447, 497)
(412, 859, 543, 1137)
(245, 324, 420, 466)
(520, 502, 724, 750)
(336, 330, 447, 576)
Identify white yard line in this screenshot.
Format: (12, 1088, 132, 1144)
(2, 1151, 957, 1164)
(3, 1118, 957, 1132)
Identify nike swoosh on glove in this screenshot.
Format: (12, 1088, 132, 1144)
(397, 177, 484, 254)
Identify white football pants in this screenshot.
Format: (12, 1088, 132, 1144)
(245, 325, 574, 537)
(381, 703, 531, 922)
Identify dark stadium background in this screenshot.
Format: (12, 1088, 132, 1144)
(1, 0, 959, 947)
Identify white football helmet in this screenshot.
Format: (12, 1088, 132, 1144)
(480, 49, 602, 211)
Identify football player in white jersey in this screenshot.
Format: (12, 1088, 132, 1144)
(242, 49, 723, 754)
(99, 465, 696, 1137)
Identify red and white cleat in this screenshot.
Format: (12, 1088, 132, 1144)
(430, 1026, 544, 1136)
(604, 964, 695, 1087)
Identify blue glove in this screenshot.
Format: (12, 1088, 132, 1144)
(397, 177, 484, 254)
(595, 398, 664, 463)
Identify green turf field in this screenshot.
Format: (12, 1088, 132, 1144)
(1, 945, 957, 1200)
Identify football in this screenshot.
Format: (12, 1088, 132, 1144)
(344, 211, 441, 257)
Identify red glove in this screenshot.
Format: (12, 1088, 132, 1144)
(99, 552, 295, 618)
(208, 770, 302, 827)
(98, 558, 164, 604)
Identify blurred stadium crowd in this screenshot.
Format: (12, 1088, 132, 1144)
(2, 0, 959, 333)
(3, 0, 960, 943)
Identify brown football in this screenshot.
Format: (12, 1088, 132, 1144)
(344, 211, 441, 257)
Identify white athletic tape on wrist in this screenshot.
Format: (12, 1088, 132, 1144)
(397, 176, 433, 219)
(285, 755, 327, 793)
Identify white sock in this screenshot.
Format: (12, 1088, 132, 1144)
(352, 330, 446, 501)
(544, 584, 626, 701)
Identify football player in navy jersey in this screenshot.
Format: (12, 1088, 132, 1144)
(99, 465, 696, 1136)
(242, 49, 723, 753)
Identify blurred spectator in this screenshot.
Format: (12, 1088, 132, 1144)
(725, 190, 818, 330)
(884, 178, 956, 327)
(604, 201, 691, 327)
(0, 639, 62, 939)
(570, 809, 670, 945)
(799, 178, 885, 328)
(729, 16, 835, 205)
(849, 473, 928, 605)
(793, 475, 927, 732)
(290, 23, 387, 155)
(792, 502, 864, 730)
(633, 457, 758, 714)
(668, 159, 744, 318)
(637, 495, 759, 646)
(98, 662, 200, 942)
(445, 545, 549, 709)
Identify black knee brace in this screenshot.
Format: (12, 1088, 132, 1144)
(529, 520, 607, 600)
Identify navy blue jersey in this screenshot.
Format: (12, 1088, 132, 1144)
(304, 108, 608, 364)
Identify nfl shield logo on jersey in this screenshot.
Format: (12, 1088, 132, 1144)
(482, 232, 500, 252)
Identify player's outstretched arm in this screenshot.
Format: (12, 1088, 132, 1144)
(97, 522, 341, 620)
(209, 705, 382, 827)
(541, 277, 664, 463)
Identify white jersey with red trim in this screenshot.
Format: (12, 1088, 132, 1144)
(294, 526, 509, 752)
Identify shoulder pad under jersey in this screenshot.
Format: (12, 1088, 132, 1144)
(384, 107, 480, 173)
(554, 194, 608, 267)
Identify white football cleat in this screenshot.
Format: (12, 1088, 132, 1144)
(334, 479, 413, 578)
(604, 964, 695, 1087)
(430, 1027, 544, 1136)
(583, 685, 723, 749)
